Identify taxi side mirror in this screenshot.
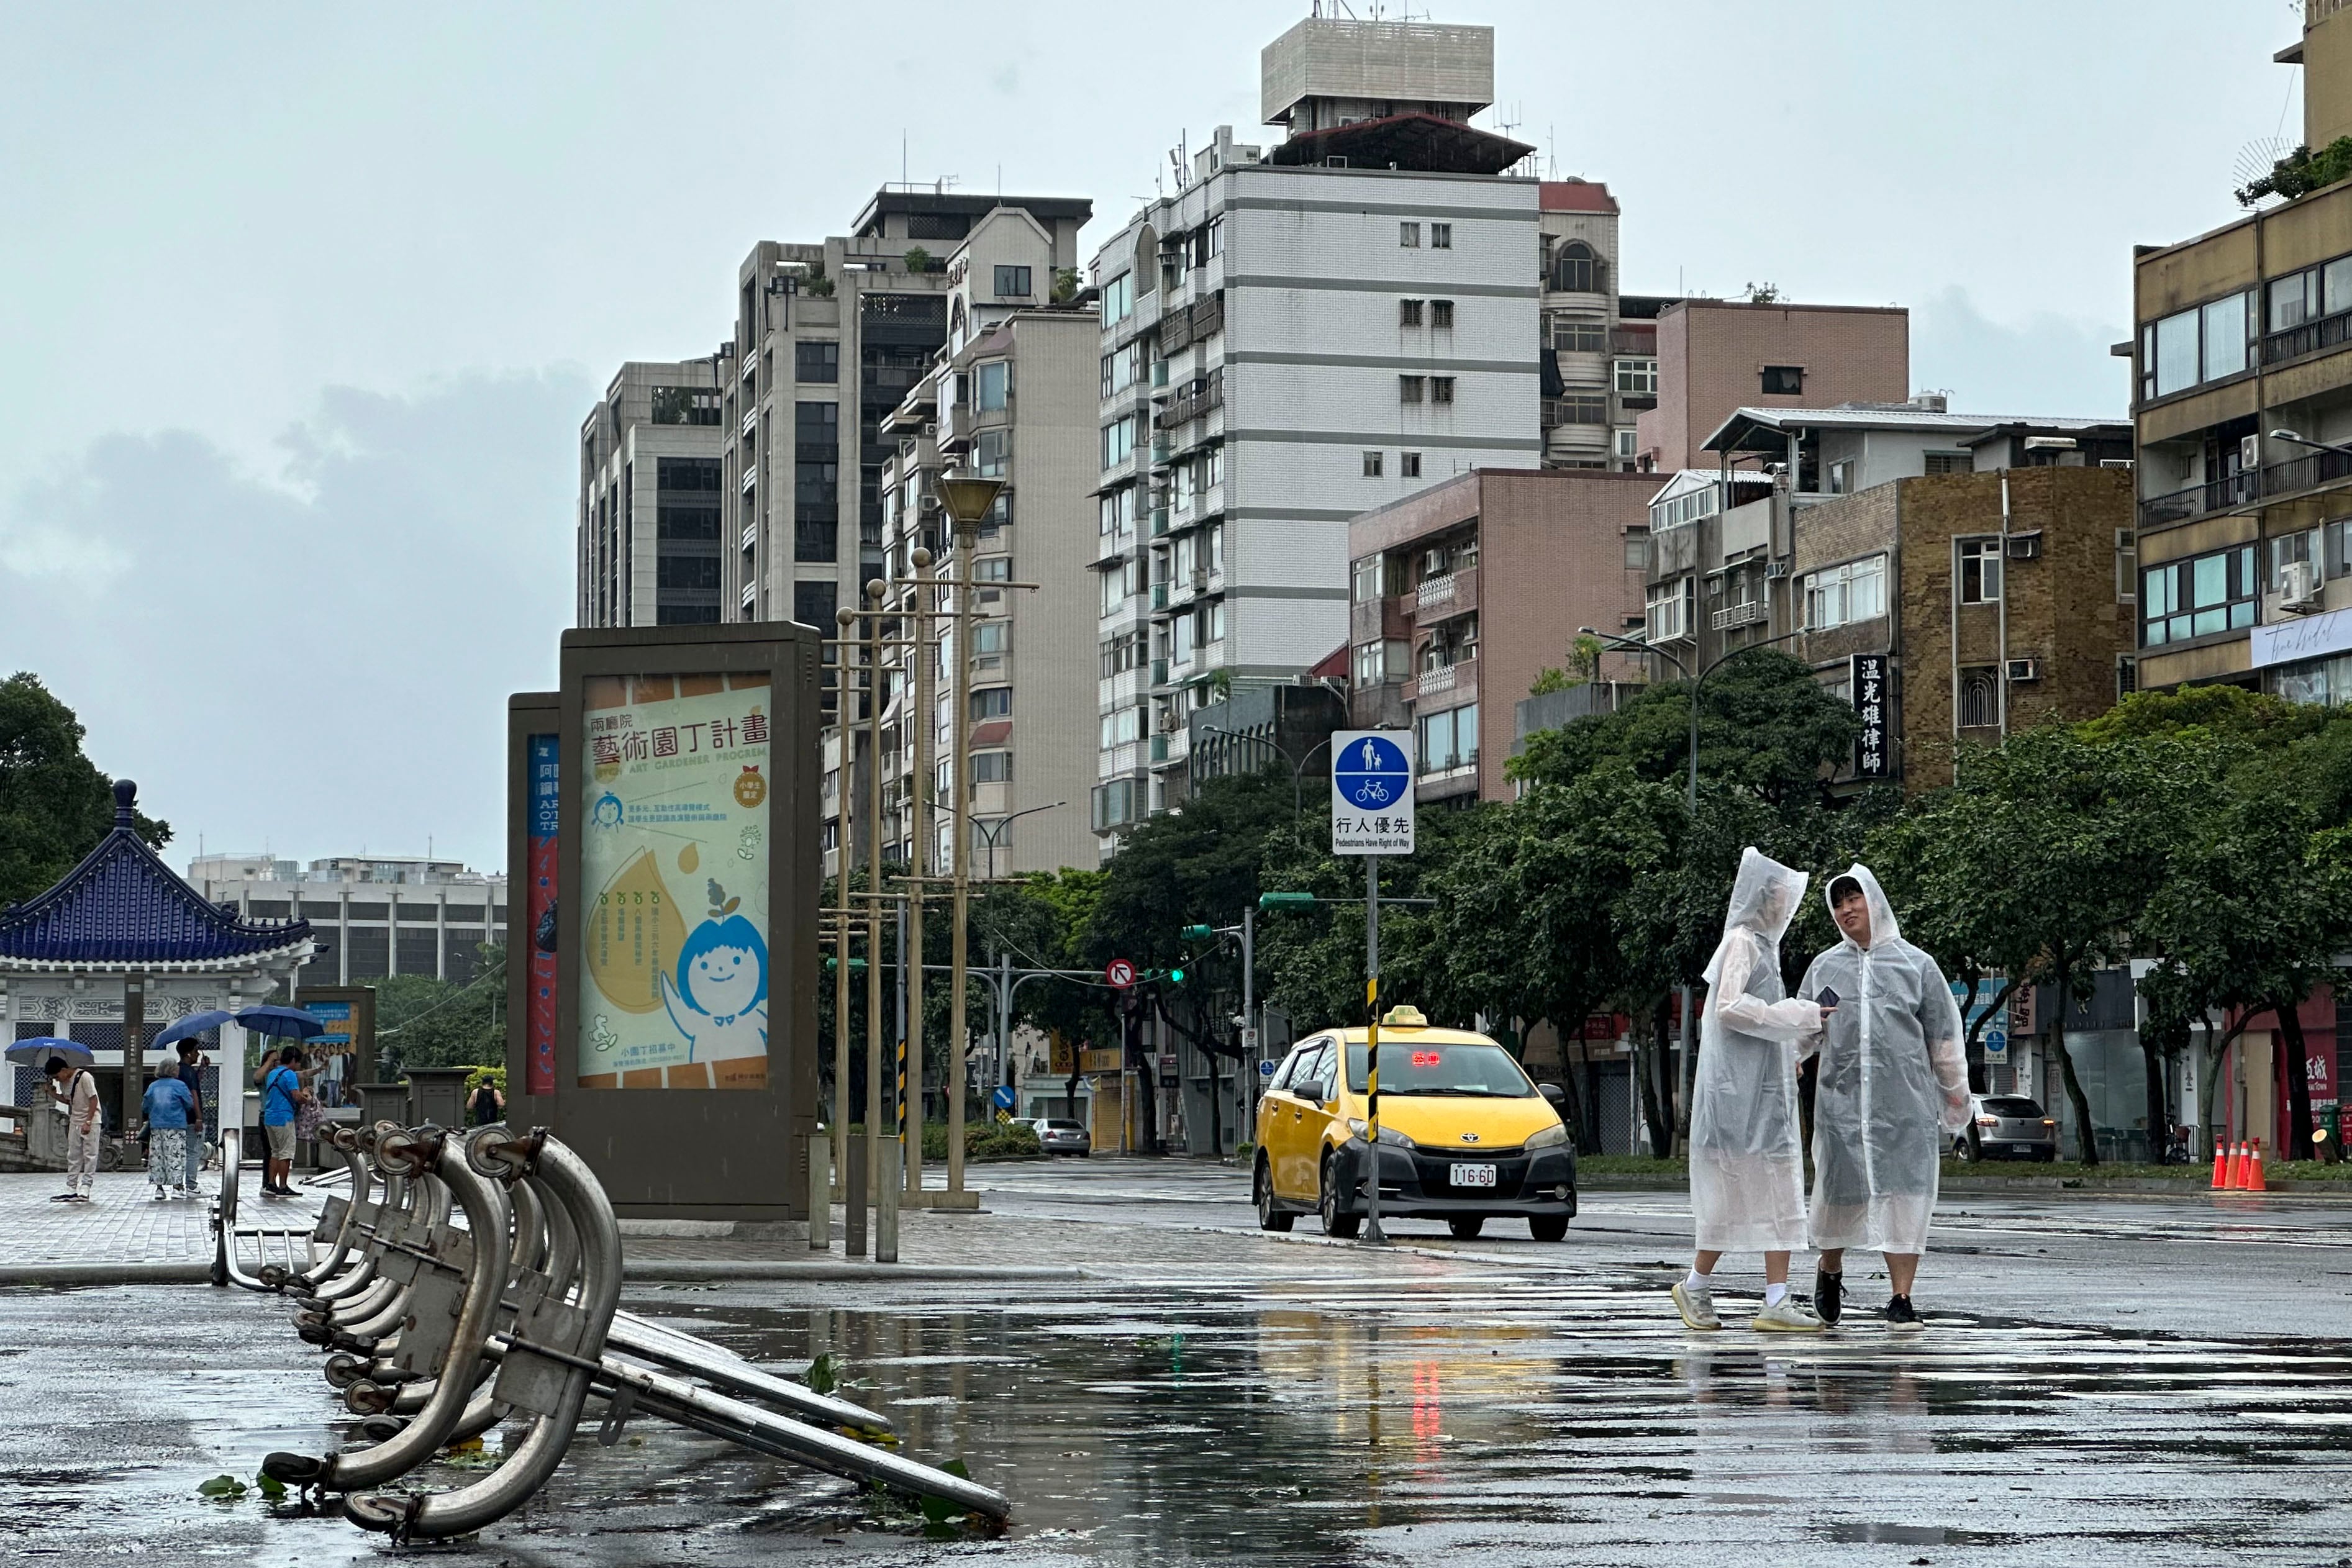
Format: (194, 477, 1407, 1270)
(1538, 1082, 1567, 1108)
(1293, 1080, 1327, 1104)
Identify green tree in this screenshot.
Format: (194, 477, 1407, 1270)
(374, 948, 507, 1077)
(0, 672, 170, 905)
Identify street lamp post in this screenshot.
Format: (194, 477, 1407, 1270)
(970, 799, 1068, 884)
(933, 473, 1005, 1203)
(1578, 623, 1807, 1154)
(1197, 725, 1333, 838)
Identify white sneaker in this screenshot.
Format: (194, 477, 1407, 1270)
(1672, 1279, 1723, 1331)
(1753, 1295, 1826, 1333)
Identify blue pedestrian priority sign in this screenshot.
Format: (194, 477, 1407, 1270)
(1331, 730, 1414, 856)
(1258, 1058, 1276, 1077)
(990, 1085, 1017, 1111)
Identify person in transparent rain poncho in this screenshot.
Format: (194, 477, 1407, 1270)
(1672, 848, 1833, 1333)
(1798, 865, 1969, 1331)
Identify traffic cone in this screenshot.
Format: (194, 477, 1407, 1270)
(2211, 1141, 2230, 1189)
(2245, 1138, 2268, 1192)
(2225, 1141, 2247, 1189)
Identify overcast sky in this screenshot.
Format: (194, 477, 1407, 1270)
(0, 0, 2310, 873)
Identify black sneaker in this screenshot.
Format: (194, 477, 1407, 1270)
(1884, 1293, 1923, 1330)
(1814, 1267, 1844, 1326)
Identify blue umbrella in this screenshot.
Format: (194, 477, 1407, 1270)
(153, 1010, 235, 1049)
(235, 1005, 325, 1040)
(5, 1037, 92, 1067)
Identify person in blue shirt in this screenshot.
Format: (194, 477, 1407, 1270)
(259, 1047, 310, 1197)
(175, 1042, 207, 1192)
(142, 1071, 196, 1200)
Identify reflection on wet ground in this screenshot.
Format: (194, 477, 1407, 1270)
(6, 1255, 2352, 1566)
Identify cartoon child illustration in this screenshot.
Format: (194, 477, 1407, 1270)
(658, 881, 768, 1063)
(591, 793, 625, 830)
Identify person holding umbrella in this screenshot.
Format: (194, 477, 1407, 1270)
(175, 1041, 208, 1189)
(258, 1046, 311, 1196)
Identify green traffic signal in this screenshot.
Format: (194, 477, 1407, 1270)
(1259, 892, 1315, 909)
(1180, 924, 1214, 940)
(822, 956, 870, 972)
(1169, 966, 1187, 986)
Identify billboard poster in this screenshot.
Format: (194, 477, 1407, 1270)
(525, 733, 560, 1097)
(306, 999, 358, 1108)
(577, 672, 773, 1089)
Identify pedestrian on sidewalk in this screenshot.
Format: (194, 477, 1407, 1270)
(47, 1056, 102, 1202)
(1798, 865, 1969, 1331)
(469, 1075, 504, 1128)
(142, 1070, 196, 1199)
(1674, 848, 1832, 1334)
(259, 1047, 309, 1197)
(175, 1041, 207, 1190)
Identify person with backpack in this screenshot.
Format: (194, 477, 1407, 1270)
(47, 1056, 102, 1202)
(1797, 866, 1971, 1330)
(258, 1046, 311, 1197)
(468, 1075, 505, 1128)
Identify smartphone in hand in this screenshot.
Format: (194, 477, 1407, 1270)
(1817, 987, 1840, 1009)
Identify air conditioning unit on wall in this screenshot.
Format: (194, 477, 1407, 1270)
(2281, 559, 2323, 611)
(2007, 658, 2040, 683)
(2004, 532, 2043, 560)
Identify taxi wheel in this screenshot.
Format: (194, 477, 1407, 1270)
(1254, 1157, 1293, 1233)
(1528, 1215, 1569, 1243)
(1447, 1217, 1484, 1239)
(1319, 1155, 1361, 1239)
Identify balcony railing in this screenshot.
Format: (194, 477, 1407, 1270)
(2261, 306, 2352, 366)
(2138, 471, 2259, 528)
(1710, 599, 1768, 632)
(1415, 566, 1478, 620)
(2264, 446, 2352, 497)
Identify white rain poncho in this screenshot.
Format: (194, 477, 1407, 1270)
(1798, 864, 1970, 1255)
(1688, 848, 1822, 1253)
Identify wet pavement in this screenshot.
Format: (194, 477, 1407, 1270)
(3, 1158, 2350, 1566)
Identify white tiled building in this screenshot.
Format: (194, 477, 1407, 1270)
(1087, 16, 1543, 853)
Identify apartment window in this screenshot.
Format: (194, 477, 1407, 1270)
(968, 360, 1007, 414)
(1552, 242, 1596, 293)
(969, 687, 1012, 720)
(2141, 544, 2258, 645)
(1646, 578, 1693, 642)
(2117, 655, 2139, 701)
(1958, 666, 2000, 730)
(1555, 391, 1606, 424)
(974, 555, 1012, 586)
(1624, 527, 1650, 569)
(1430, 222, 1453, 249)
(650, 387, 721, 425)
(1101, 341, 1140, 397)
(1958, 538, 2003, 604)
(2141, 290, 2255, 399)
(971, 751, 1013, 784)
(794, 400, 838, 450)
(1102, 273, 1133, 325)
(793, 341, 840, 383)
(1924, 451, 1971, 475)
(1400, 222, 1422, 248)
(1803, 554, 1889, 630)
(1417, 704, 1476, 774)
(1101, 414, 1138, 469)
(1099, 486, 1134, 538)
(1430, 376, 1456, 406)
(1614, 356, 1657, 394)
(1399, 375, 1425, 404)
(1827, 459, 1855, 495)
(1555, 320, 1607, 353)
(1422, 301, 1451, 332)
(1099, 708, 1143, 748)
(2117, 529, 2138, 602)
(973, 622, 1012, 658)
(1614, 427, 1638, 459)
(1402, 451, 1422, 478)
(792, 580, 836, 632)
(658, 456, 722, 492)
(658, 504, 719, 541)
(994, 265, 1033, 297)
(656, 555, 720, 591)
(2269, 527, 2325, 592)
(1761, 365, 1805, 395)
(1352, 556, 1386, 601)
(2328, 517, 2352, 578)
(1399, 299, 1424, 327)
(1363, 451, 1384, 478)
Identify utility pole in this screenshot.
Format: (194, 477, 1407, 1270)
(829, 609, 860, 1255)
(1241, 907, 1256, 1122)
(865, 579, 899, 1264)
(906, 545, 933, 1200)
(1363, 855, 1386, 1245)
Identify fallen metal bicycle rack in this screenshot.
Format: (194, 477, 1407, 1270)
(234, 1121, 1008, 1539)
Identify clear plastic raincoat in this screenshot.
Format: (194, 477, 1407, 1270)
(1689, 848, 1822, 1253)
(1798, 864, 1970, 1255)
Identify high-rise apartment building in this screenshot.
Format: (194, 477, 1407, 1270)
(1087, 15, 1543, 854)
(577, 360, 725, 627)
(1538, 179, 1645, 469)
(719, 191, 1091, 641)
(828, 207, 1104, 879)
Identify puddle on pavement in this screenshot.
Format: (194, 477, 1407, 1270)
(7, 1276, 2352, 1566)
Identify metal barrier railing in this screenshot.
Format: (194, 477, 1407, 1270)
(216, 1121, 1007, 1537)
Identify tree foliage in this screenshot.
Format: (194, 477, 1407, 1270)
(0, 672, 170, 907)
(375, 949, 507, 1076)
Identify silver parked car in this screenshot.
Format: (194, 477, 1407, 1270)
(1030, 1118, 1091, 1156)
(1954, 1094, 2059, 1162)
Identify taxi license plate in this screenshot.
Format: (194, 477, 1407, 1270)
(1451, 1163, 1497, 1188)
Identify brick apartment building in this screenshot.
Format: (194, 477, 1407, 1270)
(1637, 299, 1910, 474)
(1346, 468, 1658, 802)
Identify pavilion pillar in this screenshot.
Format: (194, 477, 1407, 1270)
(122, 973, 146, 1135)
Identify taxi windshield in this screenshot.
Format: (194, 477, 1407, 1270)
(1345, 1040, 1534, 1097)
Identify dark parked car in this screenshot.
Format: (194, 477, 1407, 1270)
(1955, 1095, 2059, 1162)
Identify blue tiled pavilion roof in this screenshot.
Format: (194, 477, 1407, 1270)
(0, 781, 311, 966)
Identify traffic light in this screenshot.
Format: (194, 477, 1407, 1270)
(822, 956, 869, 972)
(1180, 924, 1215, 940)
(1259, 892, 1315, 910)
(1168, 964, 1187, 986)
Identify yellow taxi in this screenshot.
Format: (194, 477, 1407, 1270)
(1251, 1006, 1576, 1241)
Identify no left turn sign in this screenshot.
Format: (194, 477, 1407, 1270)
(1106, 959, 1137, 989)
